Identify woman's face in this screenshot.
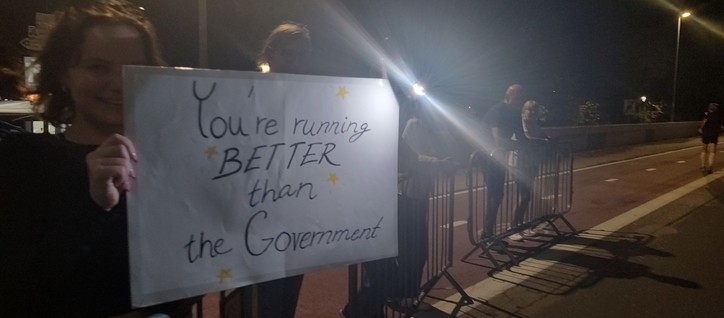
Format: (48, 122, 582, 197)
(63, 23, 147, 134)
(522, 105, 537, 121)
(268, 36, 311, 74)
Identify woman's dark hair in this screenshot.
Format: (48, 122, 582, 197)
(34, 0, 166, 126)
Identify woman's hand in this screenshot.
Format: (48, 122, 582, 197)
(86, 134, 137, 210)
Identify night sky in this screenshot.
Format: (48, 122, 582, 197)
(2, 0, 723, 123)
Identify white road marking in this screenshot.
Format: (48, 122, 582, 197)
(677, 160, 686, 163)
(605, 178, 618, 182)
(574, 145, 701, 172)
(646, 168, 656, 171)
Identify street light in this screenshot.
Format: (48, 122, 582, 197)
(671, 11, 691, 122)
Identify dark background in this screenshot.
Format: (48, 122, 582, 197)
(2, 0, 723, 123)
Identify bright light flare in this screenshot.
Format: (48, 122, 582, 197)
(259, 63, 270, 73)
(413, 83, 426, 96)
(640, 96, 647, 102)
(315, 0, 495, 155)
(681, 12, 691, 18)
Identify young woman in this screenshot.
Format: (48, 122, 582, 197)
(227, 21, 312, 318)
(0, 1, 191, 316)
(257, 21, 312, 74)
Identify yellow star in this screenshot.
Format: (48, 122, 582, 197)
(327, 173, 339, 185)
(217, 268, 232, 283)
(205, 146, 218, 158)
(336, 86, 349, 100)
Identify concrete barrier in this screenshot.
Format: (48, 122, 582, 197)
(438, 121, 701, 164)
(543, 121, 700, 152)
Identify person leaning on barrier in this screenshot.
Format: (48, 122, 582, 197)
(698, 102, 722, 175)
(521, 100, 549, 142)
(231, 21, 312, 318)
(393, 89, 453, 310)
(480, 84, 526, 249)
(341, 86, 454, 317)
(507, 100, 549, 242)
(0, 1, 196, 316)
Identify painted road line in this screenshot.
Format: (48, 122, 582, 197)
(574, 145, 700, 172)
(433, 173, 723, 314)
(646, 168, 656, 171)
(605, 178, 618, 182)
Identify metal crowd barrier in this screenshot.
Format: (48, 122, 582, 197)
(345, 164, 472, 317)
(465, 142, 576, 269)
(216, 164, 472, 318)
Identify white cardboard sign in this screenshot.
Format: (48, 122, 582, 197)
(123, 66, 399, 307)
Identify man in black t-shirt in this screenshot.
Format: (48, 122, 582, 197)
(481, 84, 525, 246)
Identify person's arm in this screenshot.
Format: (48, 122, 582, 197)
(699, 114, 707, 134)
(86, 134, 137, 210)
(523, 119, 548, 141)
(491, 126, 504, 148)
(402, 118, 451, 168)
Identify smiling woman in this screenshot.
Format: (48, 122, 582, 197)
(0, 1, 196, 317)
(61, 23, 147, 143)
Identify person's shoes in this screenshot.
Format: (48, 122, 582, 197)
(508, 233, 524, 241)
(417, 301, 433, 311)
(701, 166, 708, 174)
(386, 297, 418, 314)
(708, 169, 713, 174)
(486, 240, 507, 253)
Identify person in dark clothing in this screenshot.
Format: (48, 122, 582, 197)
(342, 85, 451, 318)
(698, 102, 723, 174)
(507, 100, 549, 241)
(481, 84, 526, 248)
(229, 21, 312, 318)
(0, 1, 193, 316)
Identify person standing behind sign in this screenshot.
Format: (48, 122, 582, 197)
(698, 102, 723, 174)
(230, 21, 312, 318)
(257, 21, 312, 74)
(0, 1, 194, 317)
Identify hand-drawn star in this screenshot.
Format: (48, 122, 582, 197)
(205, 146, 218, 158)
(336, 86, 349, 100)
(217, 268, 232, 283)
(327, 173, 339, 185)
